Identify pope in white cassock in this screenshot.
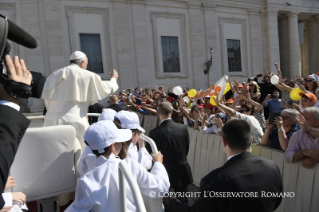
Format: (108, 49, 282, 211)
(42, 51, 119, 150)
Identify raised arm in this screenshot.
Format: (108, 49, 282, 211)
(213, 96, 237, 117)
(246, 94, 263, 111)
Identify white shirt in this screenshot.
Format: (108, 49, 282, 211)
(227, 153, 243, 161)
(200, 125, 222, 134)
(0, 100, 20, 111)
(234, 112, 263, 143)
(2, 193, 28, 210)
(77, 146, 97, 177)
(66, 154, 170, 212)
(160, 118, 171, 124)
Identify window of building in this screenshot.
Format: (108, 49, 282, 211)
(80, 34, 103, 74)
(161, 36, 180, 73)
(227, 39, 242, 72)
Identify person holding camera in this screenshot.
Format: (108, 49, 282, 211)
(0, 55, 32, 209)
(261, 109, 299, 151)
(262, 90, 282, 118)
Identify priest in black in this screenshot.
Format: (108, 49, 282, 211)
(163, 119, 282, 212)
(149, 102, 193, 203)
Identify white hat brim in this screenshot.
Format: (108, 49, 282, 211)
(116, 129, 133, 142)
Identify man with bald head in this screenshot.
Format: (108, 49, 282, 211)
(108, 94, 126, 112)
(149, 102, 193, 203)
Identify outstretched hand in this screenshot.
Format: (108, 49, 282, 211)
(110, 69, 118, 80)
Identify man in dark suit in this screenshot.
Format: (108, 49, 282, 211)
(163, 119, 282, 212)
(149, 102, 193, 203)
(0, 55, 31, 209)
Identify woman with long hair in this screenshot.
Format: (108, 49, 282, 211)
(304, 74, 319, 99)
(248, 81, 261, 102)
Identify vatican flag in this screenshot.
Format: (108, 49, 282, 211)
(195, 76, 228, 99)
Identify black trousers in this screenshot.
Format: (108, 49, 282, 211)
(171, 184, 189, 203)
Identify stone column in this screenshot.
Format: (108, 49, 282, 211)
(20, 0, 46, 112)
(248, 9, 263, 77)
(278, 14, 289, 77)
(287, 12, 301, 78)
(112, 0, 134, 89)
(307, 16, 319, 74)
(131, 0, 152, 88)
(265, 9, 280, 74)
(188, 3, 206, 89)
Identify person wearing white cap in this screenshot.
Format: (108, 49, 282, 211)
(114, 111, 152, 169)
(65, 120, 169, 212)
(77, 108, 118, 177)
(41, 51, 119, 151)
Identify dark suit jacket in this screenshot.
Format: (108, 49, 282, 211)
(149, 119, 193, 188)
(163, 152, 283, 212)
(88, 103, 104, 124)
(0, 105, 30, 208)
(107, 103, 127, 112)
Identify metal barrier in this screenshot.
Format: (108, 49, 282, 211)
(118, 161, 147, 212)
(138, 134, 164, 212)
(187, 127, 319, 212)
(139, 134, 158, 154)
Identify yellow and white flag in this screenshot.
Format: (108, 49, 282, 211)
(195, 76, 228, 99)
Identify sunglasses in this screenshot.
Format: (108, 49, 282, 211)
(239, 110, 246, 113)
(305, 80, 314, 83)
(281, 116, 291, 120)
(249, 84, 255, 87)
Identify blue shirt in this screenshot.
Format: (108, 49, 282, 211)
(265, 99, 282, 113)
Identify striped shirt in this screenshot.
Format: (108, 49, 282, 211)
(284, 129, 319, 163)
(253, 110, 265, 129)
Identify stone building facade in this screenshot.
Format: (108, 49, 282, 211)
(0, 0, 319, 112)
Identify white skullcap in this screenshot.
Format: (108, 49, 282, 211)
(70, 51, 86, 60)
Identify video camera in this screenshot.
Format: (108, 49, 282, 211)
(0, 14, 45, 100)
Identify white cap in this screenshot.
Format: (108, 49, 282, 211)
(115, 111, 145, 132)
(98, 109, 117, 122)
(308, 74, 319, 82)
(70, 51, 86, 60)
(84, 120, 132, 153)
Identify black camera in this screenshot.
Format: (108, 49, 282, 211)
(0, 14, 46, 100)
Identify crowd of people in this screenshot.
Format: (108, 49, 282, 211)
(97, 63, 319, 170)
(1, 49, 318, 212)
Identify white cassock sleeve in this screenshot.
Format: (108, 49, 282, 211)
(65, 179, 93, 212)
(125, 159, 170, 198)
